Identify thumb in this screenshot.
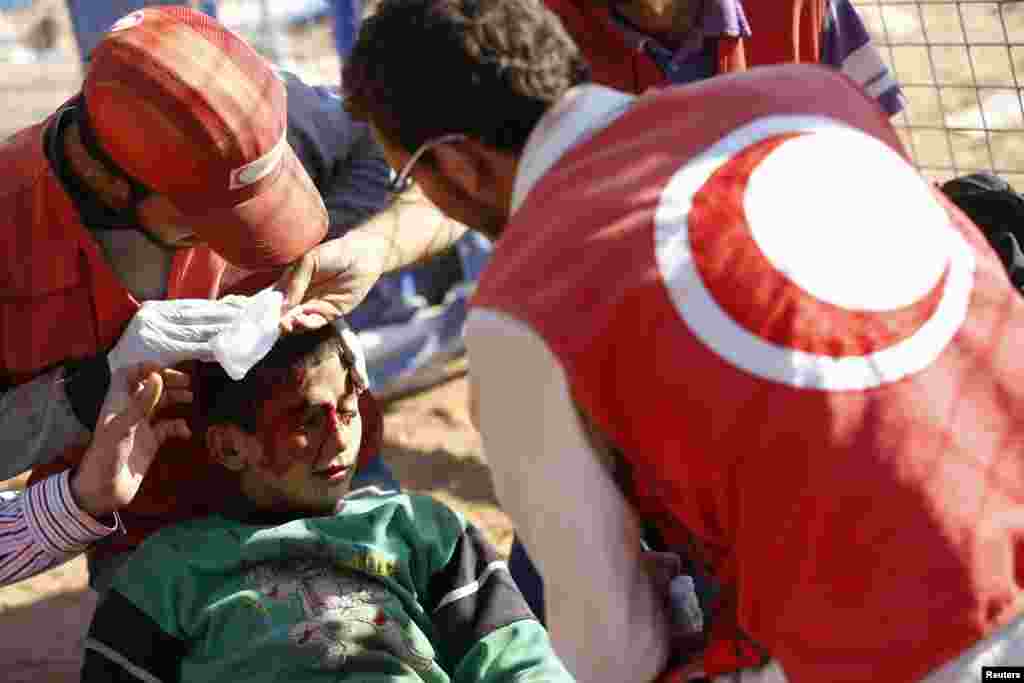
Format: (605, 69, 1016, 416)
(102, 372, 164, 436)
(275, 251, 317, 311)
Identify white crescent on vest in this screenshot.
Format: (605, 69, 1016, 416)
(653, 115, 976, 391)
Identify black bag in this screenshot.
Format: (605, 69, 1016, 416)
(941, 172, 1024, 291)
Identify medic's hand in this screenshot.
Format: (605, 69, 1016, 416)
(71, 364, 192, 519)
(274, 229, 390, 334)
(107, 298, 248, 374)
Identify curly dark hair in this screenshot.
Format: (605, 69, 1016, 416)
(343, 0, 590, 153)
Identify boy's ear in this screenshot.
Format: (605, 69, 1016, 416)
(206, 424, 250, 472)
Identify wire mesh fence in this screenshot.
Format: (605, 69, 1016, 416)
(855, 0, 1024, 185)
(3, 1, 1024, 186)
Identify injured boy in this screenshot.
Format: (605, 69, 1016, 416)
(81, 324, 572, 683)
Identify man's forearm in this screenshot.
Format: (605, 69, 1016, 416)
(357, 185, 468, 273)
(0, 366, 91, 482)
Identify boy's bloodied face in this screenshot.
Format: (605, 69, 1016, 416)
(240, 351, 363, 516)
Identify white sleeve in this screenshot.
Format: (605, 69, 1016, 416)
(465, 309, 670, 682)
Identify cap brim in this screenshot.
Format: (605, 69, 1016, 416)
(186, 143, 328, 269)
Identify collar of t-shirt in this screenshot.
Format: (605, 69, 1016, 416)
(511, 85, 636, 213)
(610, 0, 751, 83)
(218, 491, 359, 528)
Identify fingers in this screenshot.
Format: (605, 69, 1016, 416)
(160, 368, 191, 389)
(101, 371, 164, 435)
(136, 371, 164, 419)
(280, 301, 336, 334)
(157, 369, 193, 407)
(125, 362, 164, 388)
(291, 298, 342, 321)
(275, 250, 318, 311)
(151, 418, 192, 446)
(287, 312, 330, 333)
(162, 389, 195, 405)
(126, 366, 193, 410)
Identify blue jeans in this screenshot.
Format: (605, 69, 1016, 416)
(65, 0, 217, 63)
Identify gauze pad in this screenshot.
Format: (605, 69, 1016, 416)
(210, 289, 284, 380)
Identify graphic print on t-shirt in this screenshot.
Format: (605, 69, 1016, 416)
(247, 559, 435, 672)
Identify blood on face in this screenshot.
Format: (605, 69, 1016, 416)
(253, 365, 338, 477)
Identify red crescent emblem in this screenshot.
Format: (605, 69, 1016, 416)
(688, 132, 947, 358)
(654, 116, 974, 390)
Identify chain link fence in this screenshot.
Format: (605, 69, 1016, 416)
(855, 0, 1024, 185)
(3, 1, 1024, 184)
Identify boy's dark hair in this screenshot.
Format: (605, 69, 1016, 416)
(198, 325, 348, 434)
(342, 0, 590, 153)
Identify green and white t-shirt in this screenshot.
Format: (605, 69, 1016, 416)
(83, 491, 572, 683)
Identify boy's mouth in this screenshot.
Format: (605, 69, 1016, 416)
(314, 463, 352, 482)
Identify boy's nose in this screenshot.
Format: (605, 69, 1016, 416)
(324, 404, 350, 453)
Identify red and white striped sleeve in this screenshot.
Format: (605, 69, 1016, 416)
(0, 471, 117, 586)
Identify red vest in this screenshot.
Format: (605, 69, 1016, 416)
(543, 0, 824, 93)
(472, 66, 1024, 682)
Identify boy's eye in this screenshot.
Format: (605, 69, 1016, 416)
(338, 411, 357, 426)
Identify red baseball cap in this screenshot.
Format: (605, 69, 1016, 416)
(81, 6, 328, 269)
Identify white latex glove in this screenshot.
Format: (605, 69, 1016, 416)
(107, 297, 248, 375)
